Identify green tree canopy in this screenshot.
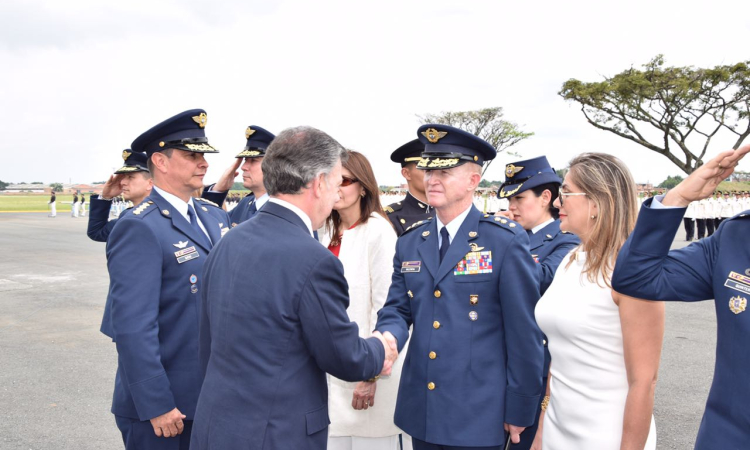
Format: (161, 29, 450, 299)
(49, 183, 63, 192)
(560, 56, 750, 174)
(657, 175, 684, 189)
(418, 107, 533, 156)
(0, 180, 8, 190)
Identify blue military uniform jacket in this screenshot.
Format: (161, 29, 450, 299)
(228, 193, 257, 226)
(530, 220, 580, 295)
(612, 199, 750, 450)
(104, 189, 230, 421)
(190, 202, 384, 450)
(87, 195, 124, 243)
(376, 206, 544, 447)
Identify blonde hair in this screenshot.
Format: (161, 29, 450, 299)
(566, 153, 638, 288)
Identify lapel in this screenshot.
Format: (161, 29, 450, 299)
(530, 220, 560, 251)
(149, 190, 212, 252)
(193, 199, 222, 246)
(262, 201, 314, 238)
(434, 207, 482, 284)
(417, 220, 439, 280)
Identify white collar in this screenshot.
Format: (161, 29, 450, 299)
(268, 197, 314, 236)
(154, 185, 194, 222)
(435, 204, 473, 246)
(255, 192, 270, 210)
(530, 218, 555, 235)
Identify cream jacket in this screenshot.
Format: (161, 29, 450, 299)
(320, 213, 407, 437)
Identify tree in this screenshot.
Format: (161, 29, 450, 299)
(49, 183, 63, 193)
(657, 175, 684, 189)
(417, 107, 533, 156)
(0, 180, 8, 190)
(560, 56, 750, 174)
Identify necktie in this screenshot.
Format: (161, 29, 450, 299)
(248, 200, 257, 217)
(439, 226, 450, 263)
(527, 229, 533, 237)
(187, 204, 212, 249)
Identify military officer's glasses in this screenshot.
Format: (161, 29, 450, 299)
(341, 176, 359, 187)
(559, 192, 587, 206)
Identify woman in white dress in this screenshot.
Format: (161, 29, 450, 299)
(321, 151, 411, 450)
(533, 153, 664, 450)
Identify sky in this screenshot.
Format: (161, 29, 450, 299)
(2, 0, 749, 187)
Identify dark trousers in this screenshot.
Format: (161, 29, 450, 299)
(413, 437, 503, 450)
(683, 218, 695, 241)
(115, 416, 193, 450)
(696, 219, 706, 239)
(707, 218, 716, 236)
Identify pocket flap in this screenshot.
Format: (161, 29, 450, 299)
(305, 405, 330, 436)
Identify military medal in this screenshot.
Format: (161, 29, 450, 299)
(190, 274, 198, 284)
(729, 296, 747, 314)
(455, 249, 492, 275)
(470, 295, 478, 305)
(469, 311, 478, 321)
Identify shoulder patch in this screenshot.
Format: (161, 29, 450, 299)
(385, 202, 403, 215)
(481, 215, 522, 235)
(196, 197, 220, 208)
(402, 217, 433, 235)
(131, 201, 155, 217)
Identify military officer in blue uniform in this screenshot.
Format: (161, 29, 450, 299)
(496, 156, 579, 450)
(87, 149, 152, 243)
(202, 125, 275, 226)
(385, 139, 433, 235)
(376, 124, 544, 449)
(612, 145, 750, 450)
(104, 109, 230, 450)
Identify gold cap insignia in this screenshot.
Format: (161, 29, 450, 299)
(122, 150, 132, 161)
(192, 112, 208, 128)
(245, 127, 256, 139)
(421, 128, 447, 143)
(729, 296, 747, 314)
(505, 164, 524, 178)
(469, 243, 485, 252)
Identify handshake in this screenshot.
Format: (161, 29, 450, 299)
(372, 331, 399, 376)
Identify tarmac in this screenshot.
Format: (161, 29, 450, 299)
(0, 212, 716, 449)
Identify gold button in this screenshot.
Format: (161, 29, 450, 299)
(433, 321, 440, 329)
(543, 339, 547, 345)
(434, 290, 441, 298)
(429, 351, 437, 359)
(427, 382, 435, 390)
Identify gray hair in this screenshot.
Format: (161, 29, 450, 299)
(262, 126, 348, 195)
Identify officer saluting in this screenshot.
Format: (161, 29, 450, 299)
(104, 109, 230, 450)
(385, 139, 433, 235)
(612, 145, 750, 450)
(376, 124, 544, 449)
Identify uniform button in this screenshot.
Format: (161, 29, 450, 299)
(427, 382, 435, 390)
(429, 351, 437, 359)
(434, 290, 441, 298)
(543, 339, 547, 345)
(433, 321, 441, 329)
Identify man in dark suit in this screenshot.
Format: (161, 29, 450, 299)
(105, 109, 230, 450)
(190, 126, 398, 450)
(612, 145, 750, 450)
(376, 124, 544, 449)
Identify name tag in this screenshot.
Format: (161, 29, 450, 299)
(725, 279, 750, 295)
(455, 251, 493, 275)
(401, 261, 421, 273)
(175, 246, 200, 264)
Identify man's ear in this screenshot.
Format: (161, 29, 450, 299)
(151, 153, 169, 174)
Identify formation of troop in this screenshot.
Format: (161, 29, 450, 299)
(86, 108, 750, 450)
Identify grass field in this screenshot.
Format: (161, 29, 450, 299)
(0, 195, 83, 212)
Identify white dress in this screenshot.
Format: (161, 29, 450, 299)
(535, 251, 656, 450)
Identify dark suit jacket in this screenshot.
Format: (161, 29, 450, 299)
(105, 189, 230, 421)
(613, 199, 750, 449)
(190, 201, 385, 450)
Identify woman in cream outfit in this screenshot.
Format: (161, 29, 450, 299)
(533, 153, 663, 450)
(321, 150, 411, 450)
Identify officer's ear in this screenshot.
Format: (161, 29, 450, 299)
(401, 166, 412, 181)
(150, 152, 170, 175)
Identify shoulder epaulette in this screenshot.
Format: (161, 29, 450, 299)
(481, 214, 521, 234)
(403, 217, 433, 235)
(196, 197, 220, 208)
(131, 201, 154, 217)
(384, 201, 403, 215)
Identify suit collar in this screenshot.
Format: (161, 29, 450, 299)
(148, 190, 213, 252)
(529, 220, 560, 250)
(262, 201, 315, 237)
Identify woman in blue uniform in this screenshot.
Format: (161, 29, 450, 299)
(496, 156, 579, 450)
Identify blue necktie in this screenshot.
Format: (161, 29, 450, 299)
(187, 204, 212, 249)
(439, 226, 450, 263)
(248, 200, 257, 217)
(527, 229, 533, 237)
